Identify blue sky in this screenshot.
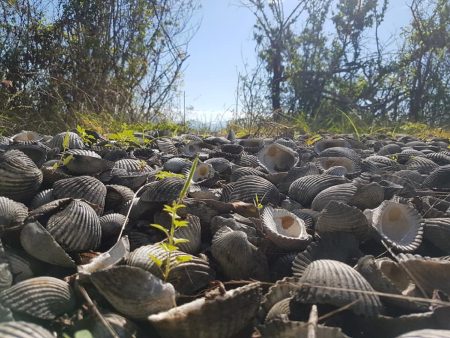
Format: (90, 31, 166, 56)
(181, 0, 411, 123)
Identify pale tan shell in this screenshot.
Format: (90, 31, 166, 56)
(90, 266, 176, 320)
(148, 283, 262, 338)
(261, 207, 311, 250)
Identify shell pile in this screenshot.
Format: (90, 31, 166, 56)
(0, 130, 450, 337)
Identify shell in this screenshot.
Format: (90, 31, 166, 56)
(405, 156, 440, 174)
(290, 260, 383, 317)
(211, 227, 270, 281)
(422, 164, 450, 189)
(30, 189, 55, 209)
(314, 138, 351, 153)
(316, 201, 371, 241)
(265, 297, 291, 321)
(46, 131, 84, 150)
(8, 142, 51, 168)
(156, 138, 178, 155)
(311, 183, 358, 211)
(228, 175, 281, 205)
(0, 321, 54, 338)
(163, 157, 191, 173)
(396, 329, 450, 338)
(90, 266, 175, 320)
(174, 214, 202, 254)
(261, 207, 311, 250)
(46, 199, 102, 252)
(105, 184, 135, 212)
(230, 167, 266, 182)
(365, 200, 423, 252)
(257, 143, 299, 173)
(139, 177, 184, 203)
(292, 232, 362, 277)
(126, 244, 215, 294)
(0, 150, 43, 202)
(64, 149, 113, 175)
(53, 175, 106, 214)
(0, 277, 76, 319)
(423, 218, 450, 253)
(181, 141, 203, 157)
(319, 147, 361, 163)
(0, 196, 28, 231)
(191, 162, 215, 182)
(100, 213, 127, 242)
(90, 313, 143, 338)
(11, 130, 43, 143)
(316, 156, 360, 175)
(20, 221, 76, 268)
(277, 163, 321, 193)
(239, 138, 265, 153)
(148, 282, 262, 338)
(288, 175, 348, 206)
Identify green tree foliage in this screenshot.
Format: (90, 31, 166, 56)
(241, 0, 449, 128)
(0, 0, 199, 133)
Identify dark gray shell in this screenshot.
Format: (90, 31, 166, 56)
(8, 142, 50, 168)
(0, 321, 54, 338)
(0, 196, 28, 231)
(90, 266, 176, 320)
(47, 132, 84, 150)
(0, 277, 76, 319)
(0, 150, 43, 202)
(314, 138, 351, 154)
(316, 156, 361, 176)
(63, 149, 113, 175)
(405, 156, 439, 174)
(163, 157, 191, 173)
(46, 199, 101, 252)
(230, 166, 266, 182)
(156, 138, 178, 155)
(422, 165, 450, 189)
(311, 183, 358, 211)
(105, 184, 135, 211)
(211, 227, 270, 281)
(139, 177, 184, 203)
(395, 329, 450, 338)
(319, 147, 361, 163)
(174, 214, 202, 254)
(126, 244, 214, 294)
(423, 218, 450, 253)
(30, 189, 55, 209)
(290, 260, 382, 317)
(53, 175, 106, 214)
(20, 221, 75, 268)
(288, 175, 348, 206)
(148, 283, 262, 338)
(227, 175, 281, 205)
(257, 143, 299, 173)
(100, 213, 127, 242)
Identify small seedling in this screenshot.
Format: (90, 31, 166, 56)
(155, 171, 185, 180)
(52, 131, 74, 170)
(76, 125, 96, 145)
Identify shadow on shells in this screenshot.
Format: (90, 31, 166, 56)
(148, 282, 262, 338)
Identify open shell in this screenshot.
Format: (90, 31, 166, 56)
(261, 207, 311, 250)
(90, 266, 175, 320)
(148, 283, 262, 338)
(365, 200, 423, 252)
(257, 143, 299, 173)
(0, 277, 76, 319)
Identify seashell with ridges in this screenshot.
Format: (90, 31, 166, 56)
(265, 297, 291, 322)
(288, 174, 348, 206)
(258, 318, 350, 338)
(422, 164, 450, 189)
(30, 189, 54, 209)
(163, 157, 191, 173)
(156, 138, 178, 155)
(316, 201, 371, 241)
(0, 196, 28, 231)
(365, 200, 423, 252)
(63, 149, 113, 175)
(364, 155, 400, 170)
(181, 141, 203, 157)
(314, 138, 351, 154)
(8, 142, 51, 168)
(311, 183, 358, 211)
(0, 276, 76, 319)
(350, 182, 385, 210)
(53, 175, 106, 214)
(405, 156, 439, 174)
(139, 177, 184, 203)
(148, 282, 261, 338)
(425, 152, 450, 165)
(126, 244, 215, 294)
(100, 213, 127, 244)
(174, 214, 202, 254)
(90, 312, 143, 338)
(257, 143, 299, 173)
(45, 199, 101, 252)
(2, 247, 35, 283)
(90, 266, 175, 320)
(323, 165, 348, 176)
(319, 147, 361, 163)
(423, 218, 450, 253)
(292, 232, 362, 277)
(238, 138, 265, 153)
(395, 329, 450, 338)
(190, 162, 215, 182)
(204, 157, 232, 178)
(0, 150, 43, 202)
(20, 221, 75, 268)
(261, 207, 311, 250)
(316, 156, 361, 176)
(211, 226, 270, 281)
(235, 153, 260, 167)
(46, 131, 84, 150)
(11, 130, 43, 144)
(0, 321, 54, 338)
(228, 175, 281, 205)
(230, 167, 266, 182)
(105, 184, 135, 212)
(290, 260, 383, 318)
(277, 163, 321, 193)
(378, 143, 402, 156)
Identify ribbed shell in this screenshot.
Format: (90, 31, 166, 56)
(163, 157, 191, 173)
(228, 175, 280, 205)
(314, 139, 351, 154)
(0, 322, 54, 338)
(53, 176, 106, 214)
(366, 201, 423, 252)
(148, 282, 262, 338)
(46, 199, 101, 252)
(378, 143, 402, 155)
(211, 227, 270, 281)
(64, 149, 113, 175)
(100, 213, 127, 240)
(204, 157, 232, 176)
(90, 313, 142, 338)
(156, 138, 178, 155)
(319, 147, 361, 163)
(422, 165, 450, 189)
(235, 154, 259, 167)
(181, 142, 203, 157)
(191, 162, 215, 182)
(364, 155, 400, 170)
(292, 233, 361, 277)
(261, 207, 311, 250)
(47, 132, 84, 150)
(90, 266, 175, 320)
(425, 152, 450, 165)
(323, 165, 348, 176)
(291, 260, 382, 317)
(230, 167, 266, 182)
(258, 319, 350, 338)
(288, 175, 348, 206)
(316, 201, 370, 241)
(350, 182, 385, 210)
(396, 329, 450, 338)
(423, 218, 450, 253)
(257, 143, 299, 173)
(20, 221, 75, 268)
(311, 183, 357, 211)
(30, 189, 55, 209)
(0, 277, 75, 319)
(8, 143, 50, 168)
(0, 196, 28, 230)
(126, 244, 214, 294)
(105, 184, 135, 211)
(114, 158, 153, 174)
(11, 130, 43, 143)
(3, 248, 35, 282)
(265, 297, 291, 321)
(0, 150, 43, 202)
(175, 214, 202, 254)
(405, 157, 439, 174)
(277, 163, 321, 193)
(140, 177, 184, 203)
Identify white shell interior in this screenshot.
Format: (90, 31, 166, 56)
(270, 209, 307, 238)
(259, 144, 297, 172)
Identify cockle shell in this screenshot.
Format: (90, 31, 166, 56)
(46, 131, 84, 150)
(63, 149, 113, 175)
(0, 321, 54, 338)
(314, 138, 351, 154)
(261, 207, 311, 250)
(0, 196, 28, 231)
(148, 283, 262, 338)
(227, 175, 281, 205)
(90, 266, 175, 320)
(257, 143, 299, 173)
